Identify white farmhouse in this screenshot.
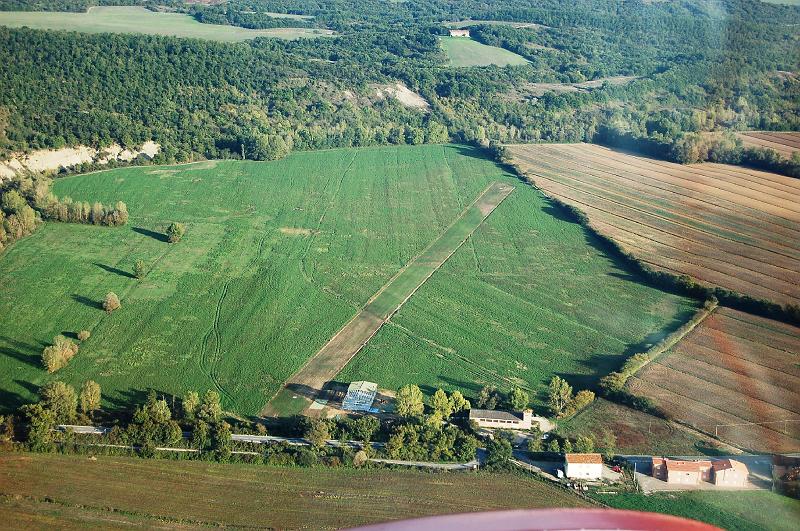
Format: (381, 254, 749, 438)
(564, 453, 603, 480)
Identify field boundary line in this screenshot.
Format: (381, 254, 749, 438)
(361, 180, 500, 309)
(261, 181, 514, 416)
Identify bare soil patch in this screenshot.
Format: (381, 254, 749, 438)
(0, 142, 161, 179)
(374, 82, 430, 110)
(629, 307, 800, 452)
(736, 131, 800, 159)
(506, 142, 800, 307)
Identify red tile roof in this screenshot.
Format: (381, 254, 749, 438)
(565, 453, 603, 464)
(665, 459, 711, 472)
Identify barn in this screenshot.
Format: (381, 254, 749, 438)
(448, 29, 471, 37)
(712, 459, 749, 487)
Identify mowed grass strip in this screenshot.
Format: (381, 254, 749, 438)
(0, 7, 332, 41)
(506, 143, 800, 307)
(439, 36, 529, 67)
(628, 307, 800, 452)
(264, 182, 513, 415)
(0, 452, 589, 529)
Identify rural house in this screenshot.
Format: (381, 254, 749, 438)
(773, 454, 800, 480)
(564, 453, 604, 480)
(651, 458, 712, 485)
(468, 408, 533, 430)
(341, 381, 378, 411)
(448, 29, 470, 37)
(712, 459, 749, 487)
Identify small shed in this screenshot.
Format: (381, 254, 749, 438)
(341, 381, 378, 411)
(712, 459, 748, 487)
(564, 453, 603, 480)
(449, 29, 471, 38)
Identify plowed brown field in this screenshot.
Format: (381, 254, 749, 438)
(506, 143, 800, 307)
(736, 131, 800, 159)
(628, 307, 800, 452)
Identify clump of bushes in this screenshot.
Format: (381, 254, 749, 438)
(548, 376, 595, 418)
(43, 197, 128, 227)
(133, 259, 146, 279)
(166, 222, 185, 243)
(77, 330, 91, 341)
(103, 292, 121, 313)
(41, 335, 79, 373)
(599, 298, 718, 397)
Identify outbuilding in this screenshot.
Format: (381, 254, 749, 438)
(468, 409, 533, 430)
(656, 459, 712, 485)
(564, 453, 603, 480)
(341, 381, 378, 411)
(712, 459, 749, 487)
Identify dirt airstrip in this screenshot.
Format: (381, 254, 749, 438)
(262, 181, 514, 416)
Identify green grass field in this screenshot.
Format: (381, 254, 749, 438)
(0, 145, 695, 416)
(0, 7, 331, 41)
(439, 36, 529, 67)
(0, 452, 590, 529)
(593, 491, 800, 531)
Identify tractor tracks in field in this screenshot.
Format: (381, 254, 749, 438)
(200, 279, 233, 403)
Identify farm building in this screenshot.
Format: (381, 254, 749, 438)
(651, 458, 712, 485)
(564, 453, 603, 480)
(468, 408, 532, 430)
(341, 381, 378, 411)
(448, 29, 470, 37)
(772, 455, 800, 480)
(712, 459, 749, 487)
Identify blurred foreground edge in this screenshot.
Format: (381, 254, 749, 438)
(348, 508, 721, 531)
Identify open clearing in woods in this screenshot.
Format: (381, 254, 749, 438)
(0, 452, 589, 529)
(439, 36, 530, 67)
(506, 143, 800, 308)
(0, 144, 694, 416)
(628, 307, 800, 452)
(736, 131, 800, 159)
(0, 7, 332, 41)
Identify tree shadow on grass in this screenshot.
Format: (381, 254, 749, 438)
(0, 336, 41, 368)
(0, 388, 28, 413)
(13, 379, 40, 396)
(71, 294, 103, 311)
(132, 227, 169, 243)
(93, 262, 135, 279)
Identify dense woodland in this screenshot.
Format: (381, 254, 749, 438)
(0, 0, 797, 168)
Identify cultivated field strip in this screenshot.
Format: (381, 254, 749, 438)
(628, 307, 800, 452)
(506, 143, 800, 307)
(736, 131, 800, 159)
(262, 181, 514, 415)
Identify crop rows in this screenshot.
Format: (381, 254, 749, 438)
(629, 307, 800, 452)
(736, 131, 800, 159)
(506, 143, 800, 307)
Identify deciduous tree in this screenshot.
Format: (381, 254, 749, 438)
(79, 380, 101, 416)
(395, 384, 424, 418)
(103, 292, 121, 313)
